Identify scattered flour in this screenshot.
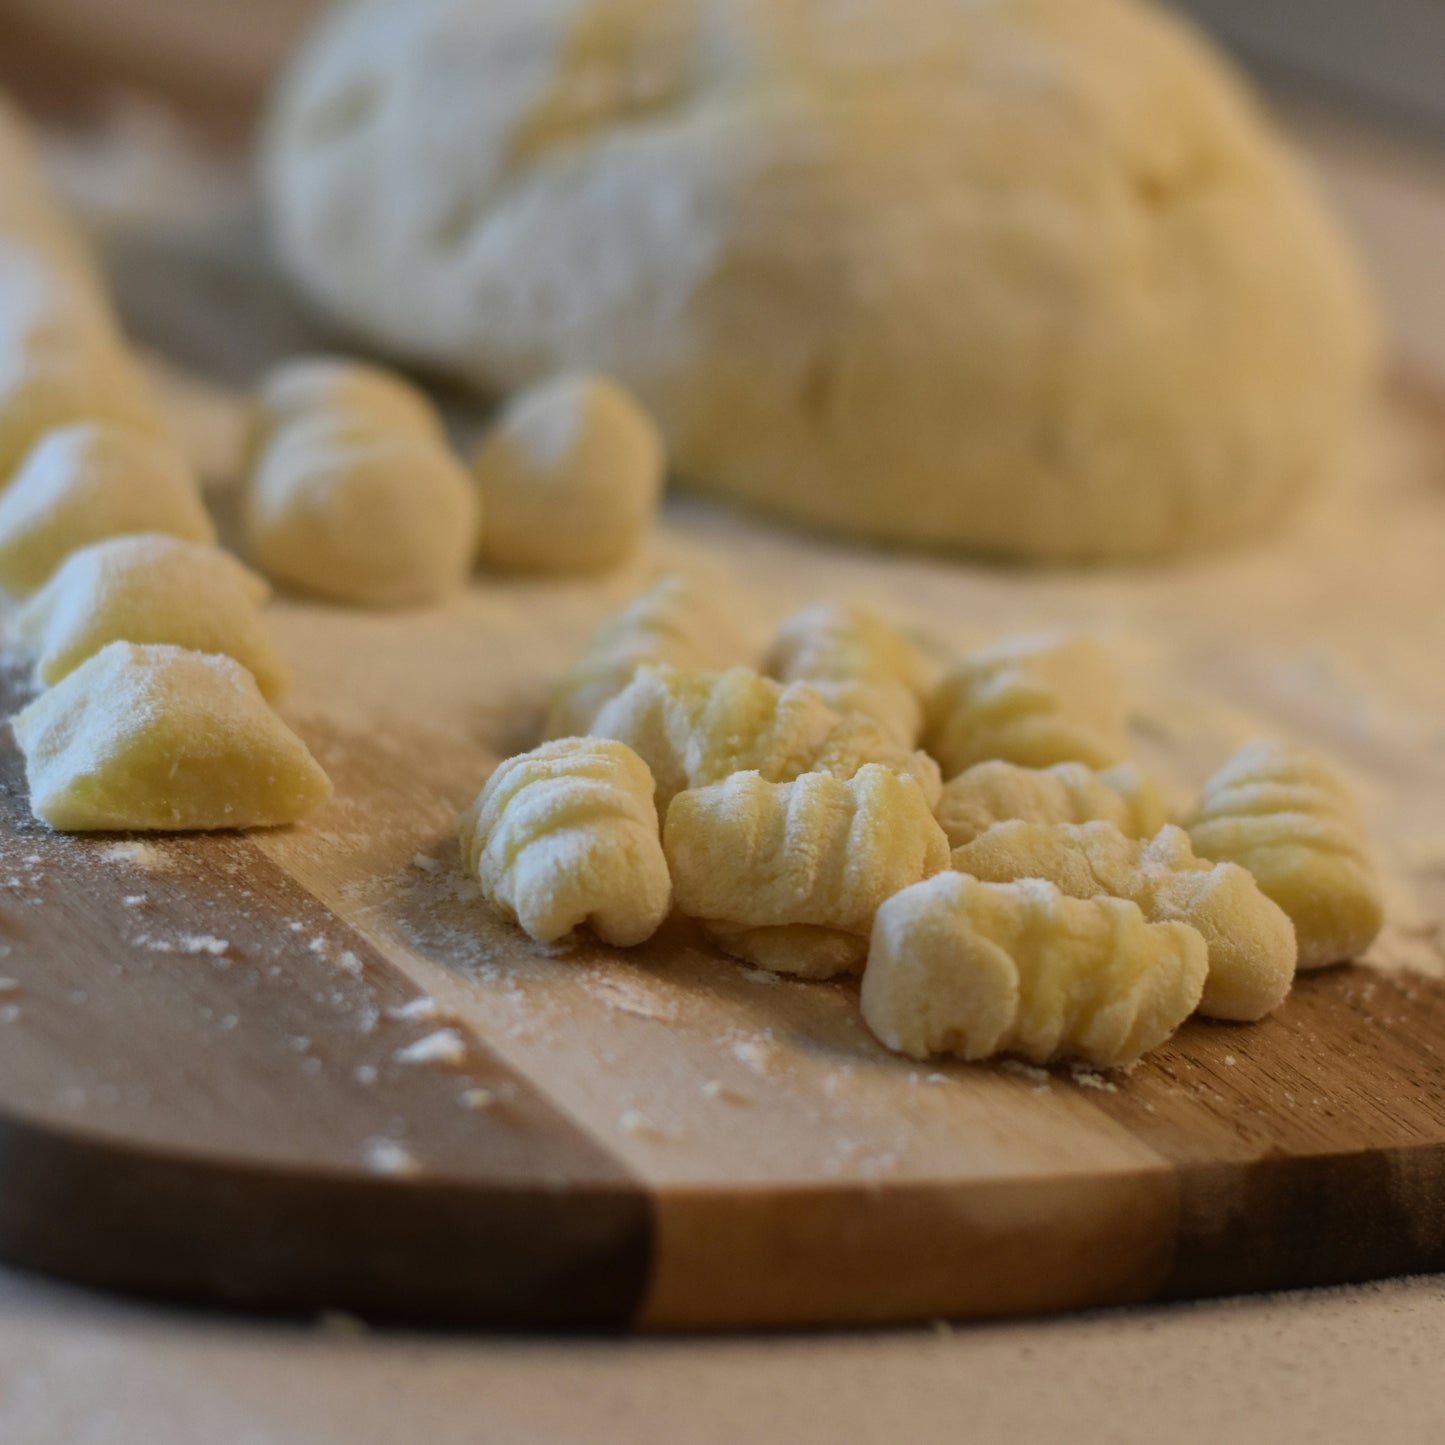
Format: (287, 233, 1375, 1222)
(394, 1027, 468, 1068)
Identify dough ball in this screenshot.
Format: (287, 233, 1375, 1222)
(244, 413, 479, 606)
(15, 533, 289, 700)
(250, 354, 445, 460)
(473, 372, 663, 572)
(262, 0, 1378, 560)
(0, 421, 214, 597)
(12, 641, 332, 832)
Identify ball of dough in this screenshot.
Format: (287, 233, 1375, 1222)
(245, 413, 479, 607)
(0, 421, 214, 597)
(262, 0, 1378, 560)
(249, 355, 445, 460)
(14, 533, 289, 701)
(472, 373, 663, 573)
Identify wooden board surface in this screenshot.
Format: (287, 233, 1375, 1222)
(0, 76, 1443, 1330)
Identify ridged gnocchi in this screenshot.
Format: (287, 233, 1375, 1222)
(14, 533, 287, 700)
(544, 575, 750, 740)
(861, 873, 1207, 1068)
(923, 634, 1129, 779)
(245, 361, 478, 607)
(0, 421, 214, 597)
(1187, 739, 1383, 969)
(761, 602, 933, 745)
(935, 759, 1167, 850)
(473, 373, 664, 574)
(458, 737, 670, 947)
(592, 662, 942, 812)
(664, 765, 951, 978)
(12, 641, 331, 832)
(954, 821, 1296, 1021)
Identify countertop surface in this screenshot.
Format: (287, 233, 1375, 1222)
(1, 21, 1444, 1439)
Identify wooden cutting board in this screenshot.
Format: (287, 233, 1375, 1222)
(0, 373, 1443, 1330)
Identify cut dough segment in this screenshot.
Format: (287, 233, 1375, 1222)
(544, 574, 751, 739)
(15, 533, 287, 700)
(250, 355, 445, 459)
(664, 766, 951, 978)
(245, 413, 478, 606)
(12, 641, 331, 832)
(0, 421, 214, 597)
(762, 603, 934, 746)
(473, 373, 664, 573)
(924, 634, 1129, 778)
(1188, 739, 1384, 968)
(935, 759, 1168, 849)
(861, 873, 1207, 1068)
(592, 662, 942, 811)
(458, 736, 669, 947)
(954, 820, 1296, 1021)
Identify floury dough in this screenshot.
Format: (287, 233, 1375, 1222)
(263, 0, 1378, 560)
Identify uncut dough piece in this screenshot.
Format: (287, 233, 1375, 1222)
(473, 372, 664, 573)
(249, 355, 445, 461)
(0, 421, 214, 597)
(262, 0, 1376, 561)
(924, 634, 1129, 779)
(245, 413, 478, 607)
(935, 759, 1167, 849)
(458, 736, 670, 947)
(954, 820, 1296, 1021)
(762, 602, 934, 746)
(12, 641, 332, 832)
(1188, 739, 1384, 969)
(664, 765, 951, 978)
(861, 873, 1207, 1067)
(544, 574, 751, 739)
(592, 662, 942, 812)
(14, 534, 288, 700)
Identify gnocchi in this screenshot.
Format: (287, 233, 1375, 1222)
(0, 421, 214, 597)
(934, 759, 1168, 850)
(954, 821, 1296, 1021)
(592, 662, 943, 812)
(12, 641, 331, 832)
(473, 373, 664, 574)
(14, 533, 288, 700)
(1187, 739, 1384, 968)
(458, 737, 670, 947)
(664, 765, 951, 978)
(861, 873, 1207, 1068)
(245, 407, 478, 607)
(923, 634, 1129, 779)
(544, 575, 751, 739)
(761, 602, 933, 746)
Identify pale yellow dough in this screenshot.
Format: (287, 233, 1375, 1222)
(12, 641, 332, 832)
(544, 574, 750, 739)
(0, 421, 214, 597)
(263, 0, 1376, 560)
(245, 410, 478, 607)
(473, 373, 664, 573)
(591, 662, 942, 812)
(924, 634, 1129, 779)
(762, 603, 934, 747)
(935, 759, 1168, 850)
(664, 766, 951, 978)
(248, 355, 446, 461)
(14, 534, 288, 701)
(1188, 739, 1384, 969)
(458, 737, 670, 947)
(954, 820, 1296, 1021)
(861, 873, 1207, 1068)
